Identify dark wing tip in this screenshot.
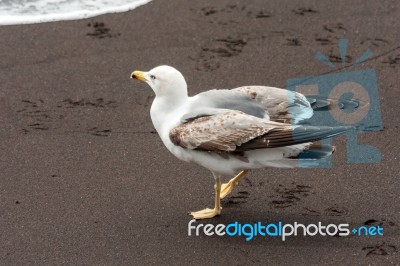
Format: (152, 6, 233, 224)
(236, 125, 354, 151)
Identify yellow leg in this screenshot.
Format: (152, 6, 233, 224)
(220, 170, 248, 199)
(190, 178, 222, 219)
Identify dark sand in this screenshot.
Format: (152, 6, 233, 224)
(1, 0, 399, 264)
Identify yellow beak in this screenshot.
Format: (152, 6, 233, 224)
(131, 71, 147, 82)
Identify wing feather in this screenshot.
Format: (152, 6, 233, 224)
(170, 111, 275, 151)
(169, 110, 352, 152)
(233, 86, 313, 124)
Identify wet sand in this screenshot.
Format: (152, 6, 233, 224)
(0, 0, 399, 264)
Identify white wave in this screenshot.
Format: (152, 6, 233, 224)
(0, 0, 152, 25)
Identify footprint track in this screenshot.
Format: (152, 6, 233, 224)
(57, 98, 117, 109)
(16, 98, 118, 136)
(86, 21, 120, 39)
(226, 191, 250, 205)
(292, 7, 318, 16)
(382, 54, 400, 68)
(270, 183, 313, 209)
(191, 35, 248, 71)
(88, 127, 112, 137)
(362, 242, 397, 256)
(324, 204, 349, 216)
(18, 99, 51, 133)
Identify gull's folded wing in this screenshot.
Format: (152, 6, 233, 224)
(233, 86, 313, 124)
(233, 86, 365, 124)
(169, 110, 352, 152)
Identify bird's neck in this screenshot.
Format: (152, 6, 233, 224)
(153, 92, 188, 110)
(150, 94, 189, 134)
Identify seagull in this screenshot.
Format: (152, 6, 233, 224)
(131, 65, 352, 219)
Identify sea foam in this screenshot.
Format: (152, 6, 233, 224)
(0, 0, 151, 25)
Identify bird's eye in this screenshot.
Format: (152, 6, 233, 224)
(150, 75, 156, 80)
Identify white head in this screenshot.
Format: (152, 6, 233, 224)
(131, 65, 188, 100)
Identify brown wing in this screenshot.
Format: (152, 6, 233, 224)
(234, 86, 366, 124)
(169, 110, 277, 152)
(169, 110, 352, 152)
(233, 86, 313, 124)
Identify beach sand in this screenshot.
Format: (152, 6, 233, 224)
(0, 0, 399, 264)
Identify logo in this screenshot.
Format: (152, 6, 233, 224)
(188, 219, 384, 241)
(286, 39, 382, 167)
